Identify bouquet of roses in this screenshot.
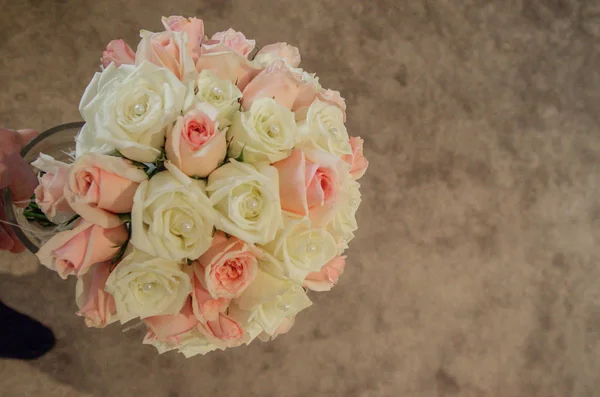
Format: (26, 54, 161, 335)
(27, 15, 368, 357)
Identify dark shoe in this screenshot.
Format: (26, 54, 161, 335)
(0, 301, 55, 360)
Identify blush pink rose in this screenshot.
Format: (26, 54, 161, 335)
(144, 298, 198, 343)
(199, 312, 245, 348)
(317, 89, 347, 122)
(31, 154, 75, 222)
(241, 60, 318, 111)
(63, 153, 147, 228)
(190, 270, 230, 323)
(165, 105, 226, 178)
(36, 219, 128, 279)
(273, 148, 342, 227)
(194, 231, 258, 299)
(75, 262, 117, 327)
(255, 43, 301, 67)
(303, 256, 346, 291)
(196, 51, 261, 91)
(201, 29, 256, 58)
(101, 39, 136, 68)
(341, 137, 368, 180)
(162, 16, 205, 62)
(136, 28, 197, 82)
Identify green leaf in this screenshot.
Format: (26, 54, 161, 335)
(110, 222, 131, 268)
(118, 213, 132, 222)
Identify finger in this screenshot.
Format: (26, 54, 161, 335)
(4, 154, 38, 204)
(17, 129, 39, 148)
(0, 201, 15, 252)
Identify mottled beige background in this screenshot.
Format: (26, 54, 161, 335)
(2, 0, 600, 396)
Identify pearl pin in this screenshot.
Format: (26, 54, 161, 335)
(212, 86, 224, 96)
(142, 282, 155, 292)
(246, 198, 259, 211)
(133, 103, 146, 116)
(180, 222, 193, 233)
(269, 124, 280, 135)
(306, 243, 318, 253)
(329, 127, 339, 137)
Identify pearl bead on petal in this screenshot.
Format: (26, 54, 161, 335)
(270, 124, 280, 135)
(328, 127, 339, 137)
(180, 222, 193, 233)
(247, 198, 259, 211)
(133, 103, 146, 116)
(212, 86, 224, 96)
(306, 243, 318, 253)
(142, 283, 155, 292)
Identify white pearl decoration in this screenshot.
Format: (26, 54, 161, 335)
(277, 302, 291, 311)
(246, 197, 260, 211)
(180, 222, 193, 233)
(212, 86, 224, 96)
(306, 243, 318, 253)
(142, 282, 155, 292)
(328, 127, 339, 137)
(133, 103, 146, 116)
(269, 124, 280, 135)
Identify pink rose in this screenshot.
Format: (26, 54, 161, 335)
(254, 43, 301, 67)
(36, 219, 128, 279)
(101, 39, 136, 68)
(303, 256, 346, 291)
(201, 29, 255, 58)
(195, 51, 261, 91)
(31, 154, 75, 222)
(317, 89, 347, 122)
(144, 298, 198, 343)
(193, 231, 258, 299)
(258, 316, 295, 342)
(199, 312, 245, 348)
(162, 16, 205, 62)
(75, 262, 117, 327)
(342, 137, 368, 180)
(241, 60, 318, 111)
(63, 153, 148, 228)
(190, 270, 230, 323)
(136, 28, 197, 82)
(273, 148, 342, 227)
(165, 105, 226, 178)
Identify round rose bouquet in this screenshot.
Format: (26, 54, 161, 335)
(27, 15, 368, 357)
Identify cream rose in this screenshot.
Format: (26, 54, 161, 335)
(105, 249, 192, 323)
(131, 162, 217, 261)
(227, 98, 297, 164)
(327, 180, 362, 252)
(77, 61, 186, 162)
(206, 160, 283, 245)
(228, 269, 311, 340)
(183, 70, 242, 126)
(297, 99, 351, 157)
(260, 216, 337, 284)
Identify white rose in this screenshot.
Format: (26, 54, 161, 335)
(144, 329, 220, 357)
(229, 269, 311, 340)
(327, 180, 362, 252)
(183, 70, 242, 126)
(260, 216, 337, 283)
(78, 61, 186, 162)
(206, 160, 283, 244)
(105, 249, 192, 323)
(297, 99, 351, 157)
(131, 162, 217, 261)
(227, 98, 297, 164)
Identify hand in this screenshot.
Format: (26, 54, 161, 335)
(0, 128, 39, 253)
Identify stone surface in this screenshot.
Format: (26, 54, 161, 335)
(1, 0, 600, 396)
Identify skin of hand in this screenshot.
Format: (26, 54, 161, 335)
(0, 128, 39, 253)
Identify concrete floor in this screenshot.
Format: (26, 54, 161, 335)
(2, 0, 600, 396)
